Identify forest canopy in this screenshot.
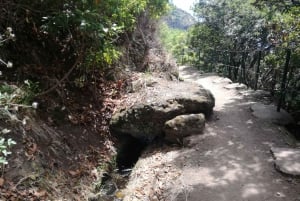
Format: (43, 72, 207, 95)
(184, 0, 300, 113)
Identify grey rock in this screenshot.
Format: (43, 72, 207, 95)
(129, 79, 144, 93)
(88, 193, 101, 201)
(224, 83, 247, 90)
(251, 103, 294, 125)
(251, 90, 271, 98)
(271, 147, 300, 176)
(213, 77, 232, 84)
(110, 79, 214, 141)
(164, 113, 205, 144)
(240, 89, 270, 98)
(100, 182, 117, 196)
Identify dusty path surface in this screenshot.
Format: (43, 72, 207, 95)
(123, 66, 300, 201)
(170, 66, 300, 201)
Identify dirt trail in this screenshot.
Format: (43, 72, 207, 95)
(123, 66, 300, 201)
(168, 66, 300, 201)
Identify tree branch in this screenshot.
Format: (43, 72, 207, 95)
(36, 53, 84, 97)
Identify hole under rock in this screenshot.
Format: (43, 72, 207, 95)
(116, 135, 148, 172)
(286, 124, 300, 141)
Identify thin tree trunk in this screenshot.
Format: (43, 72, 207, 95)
(249, 53, 258, 88)
(240, 52, 246, 84)
(228, 53, 233, 79)
(254, 51, 262, 90)
(277, 49, 291, 112)
(271, 68, 278, 96)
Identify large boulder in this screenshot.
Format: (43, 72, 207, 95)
(110, 78, 214, 142)
(164, 113, 206, 144)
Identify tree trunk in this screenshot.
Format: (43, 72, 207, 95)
(239, 52, 246, 84)
(271, 68, 278, 96)
(254, 51, 262, 90)
(228, 53, 233, 79)
(277, 49, 291, 112)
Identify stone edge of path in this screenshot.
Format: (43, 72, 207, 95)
(271, 147, 300, 177)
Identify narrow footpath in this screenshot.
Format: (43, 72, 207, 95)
(123, 66, 300, 201)
(171, 66, 300, 201)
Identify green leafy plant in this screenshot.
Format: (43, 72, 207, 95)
(158, 22, 189, 64)
(0, 28, 38, 170)
(21, 80, 40, 105)
(0, 129, 16, 166)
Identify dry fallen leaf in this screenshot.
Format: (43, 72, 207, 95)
(34, 189, 47, 198)
(115, 191, 125, 199)
(0, 178, 4, 187)
(68, 169, 82, 177)
(27, 143, 38, 155)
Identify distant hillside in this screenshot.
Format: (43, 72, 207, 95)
(162, 7, 196, 30)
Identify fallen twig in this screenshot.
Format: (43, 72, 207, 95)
(13, 174, 37, 189)
(36, 53, 84, 97)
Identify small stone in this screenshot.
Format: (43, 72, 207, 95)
(100, 182, 117, 195)
(6, 61, 13, 68)
(87, 193, 100, 201)
(224, 83, 247, 90)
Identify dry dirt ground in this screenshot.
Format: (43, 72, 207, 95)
(123, 66, 300, 201)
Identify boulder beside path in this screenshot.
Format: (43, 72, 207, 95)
(110, 77, 215, 142)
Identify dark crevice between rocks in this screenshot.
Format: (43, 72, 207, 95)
(94, 135, 149, 201)
(286, 123, 300, 141)
(116, 134, 148, 172)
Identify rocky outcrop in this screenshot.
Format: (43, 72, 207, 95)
(164, 113, 205, 143)
(110, 77, 214, 142)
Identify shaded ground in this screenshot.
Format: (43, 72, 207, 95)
(122, 66, 300, 201)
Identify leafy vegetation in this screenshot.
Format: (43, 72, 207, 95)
(159, 5, 196, 64)
(0, 0, 168, 82)
(159, 23, 189, 64)
(0, 0, 169, 130)
(0, 1, 169, 199)
(0, 130, 16, 166)
(0, 28, 33, 169)
(185, 0, 300, 114)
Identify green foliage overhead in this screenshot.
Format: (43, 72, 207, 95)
(0, 0, 169, 171)
(187, 0, 300, 112)
(0, 0, 168, 74)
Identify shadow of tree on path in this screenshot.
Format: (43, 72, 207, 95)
(166, 67, 300, 201)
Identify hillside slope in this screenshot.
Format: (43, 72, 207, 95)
(163, 7, 196, 30)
